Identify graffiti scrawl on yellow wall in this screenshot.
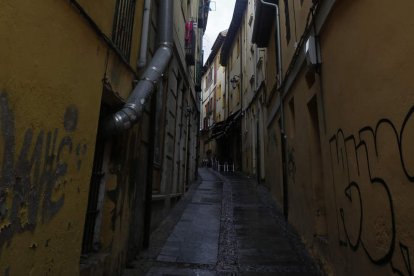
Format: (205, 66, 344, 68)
(0, 92, 88, 252)
(329, 107, 414, 275)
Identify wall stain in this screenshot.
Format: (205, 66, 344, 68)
(63, 105, 78, 132)
(329, 106, 414, 275)
(0, 92, 88, 253)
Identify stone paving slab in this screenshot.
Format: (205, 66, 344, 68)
(213, 170, 321, 275)
(156, 173, 222, 267)
(125, 168, 322, 276)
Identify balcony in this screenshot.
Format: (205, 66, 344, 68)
(198, 1, 210, 30)
(185, 29, 196, 65)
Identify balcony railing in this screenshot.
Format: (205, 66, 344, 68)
(185, 21, 196, 65)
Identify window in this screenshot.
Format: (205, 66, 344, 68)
(187, 0, 191, 18)
(204, 117, 208, 130)
(206, 68, 213, 88)
(112, 0, 136, 60)
(208, 98, 213, 115)
(154, 78, 169, 166)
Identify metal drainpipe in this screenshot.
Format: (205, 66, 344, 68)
(260, 0, 282, 88)
(105, 0, 174, 134)
(239, 32, 243, 172)
(260, 0, 289, 219)
(259, 0, 285, 157)
(259, 0, 285, 144)
(138, 0, 151, 68)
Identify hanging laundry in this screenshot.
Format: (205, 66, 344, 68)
(185, 21, 193, 46)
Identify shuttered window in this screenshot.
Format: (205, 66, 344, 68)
(112, 0, 136, 60)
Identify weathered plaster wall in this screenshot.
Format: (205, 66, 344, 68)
(264, 0, 414, 275)
(264, 110, 284, 206)
(228, 32, 242, 115)
(320, 1, 414, 275)
(241, 0, 268, 179)
(0, 0, 144, 275)
(150, 0, 201, 231)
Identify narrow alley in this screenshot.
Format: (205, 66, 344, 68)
(2, 0, 414, 275)
(125, 168, 321, 275)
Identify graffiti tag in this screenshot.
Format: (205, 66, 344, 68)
(0, 92, 88, 252)
(329, 107, 414, 275)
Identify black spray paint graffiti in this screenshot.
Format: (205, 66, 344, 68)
(0, 92, 88, 252)
(329, 107, 414, 276)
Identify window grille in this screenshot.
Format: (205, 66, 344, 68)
(112, 0, 136, 59)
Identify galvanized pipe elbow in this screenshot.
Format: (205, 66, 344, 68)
(105, 0, 174, 134)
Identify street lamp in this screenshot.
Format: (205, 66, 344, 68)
(230, 75, 240, 89)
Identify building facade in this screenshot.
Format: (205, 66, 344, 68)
(0, 0, 206, 275)
(239, 0, 267, 180)
(150, 0, 208, 232)
(217, 0, 246, 171)
(253, 0, 414, 275)
(217, 0, 267, 176)
(200, 30, 226, 165)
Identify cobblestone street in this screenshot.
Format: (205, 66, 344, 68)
(125, 168, 321, 275)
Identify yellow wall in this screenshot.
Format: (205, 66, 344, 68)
(320, 1, 414, 274)
(228, 32, 242, 115)
(77, 0, 117, 36)
(264, 111, 283, 205)
(0, 0, 143, 275)
(264, 0, 414, 275)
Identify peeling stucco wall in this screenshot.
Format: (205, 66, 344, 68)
(0, 0, 144, 275)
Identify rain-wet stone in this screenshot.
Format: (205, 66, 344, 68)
(156, 175, 222, 266)
(126, 168, 322, 275)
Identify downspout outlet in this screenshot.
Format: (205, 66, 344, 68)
(105, 0, 174, 134)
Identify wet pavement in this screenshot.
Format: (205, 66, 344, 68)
(125, 168, 321, 275)
(156, 176, 222, 265)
